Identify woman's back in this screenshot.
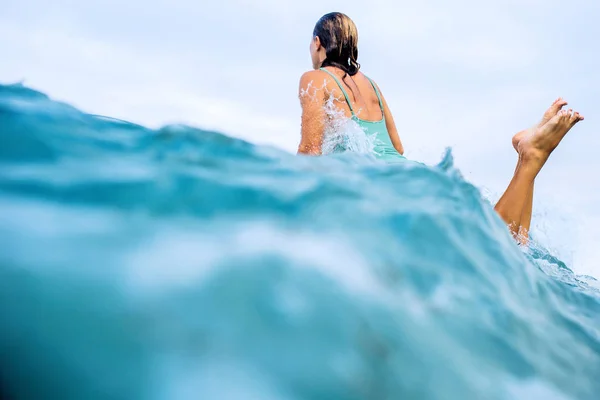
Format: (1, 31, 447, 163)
(316, 67, 383, 122)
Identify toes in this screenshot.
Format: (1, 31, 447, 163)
(566, 108, 575, 122)
(566, 109, 574, 120)
(568, 111, 577, 123)
(566, 111, 582, 127)
(553, 97, 568, 108)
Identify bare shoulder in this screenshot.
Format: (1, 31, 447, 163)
(299, 69, 330, 88)
(299, 69, 334, 100)
(299, 69, 327, 83)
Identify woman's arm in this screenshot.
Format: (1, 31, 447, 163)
(297, 71, 327, 155)
(376, 83, 404, 155)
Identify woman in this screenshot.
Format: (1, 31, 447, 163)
(297, 12, 584, 242)
(297, 12, 405, 161)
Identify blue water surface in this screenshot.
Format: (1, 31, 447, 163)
(1, 83, 599, 400)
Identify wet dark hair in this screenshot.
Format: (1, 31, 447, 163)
(313, 12, 360, 76)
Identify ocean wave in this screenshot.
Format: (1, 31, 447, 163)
(1, 83, 599, 400)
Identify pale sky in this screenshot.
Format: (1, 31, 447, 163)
(2, 0, 599, 275)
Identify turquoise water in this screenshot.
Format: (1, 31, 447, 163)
(1, 83, 599, 400)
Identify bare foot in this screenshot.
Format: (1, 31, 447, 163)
(518, 109, 584, 162)
(540, 97, 568, 126)
(512, 129, 530, 153)
(511, 98, 568, 152)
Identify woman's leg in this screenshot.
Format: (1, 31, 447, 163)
(495, 109, 583, 238)
(517, 183, 534, 243)
(508, 135, 535, 242)
(495, 156, 539, 237)
(503, 98, 569, 242)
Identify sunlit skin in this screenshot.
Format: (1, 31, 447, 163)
(495, 104, 584, 240)
(507, 98, 569, 243)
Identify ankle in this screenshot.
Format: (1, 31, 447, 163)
(518, 146, 548, 165)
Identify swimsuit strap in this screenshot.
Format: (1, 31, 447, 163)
(365, 76, 384, 113)
(319, 67, 355, 116)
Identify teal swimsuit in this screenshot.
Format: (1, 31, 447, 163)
(320, 68, 407, 163)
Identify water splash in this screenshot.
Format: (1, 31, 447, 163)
(299, 78, 375, 156)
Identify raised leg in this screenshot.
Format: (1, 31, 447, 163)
(495, 109, 583, 238)
(517, 182, 534, 243)
(495, 156, 539, 237)
(505, 98, 569, 243)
